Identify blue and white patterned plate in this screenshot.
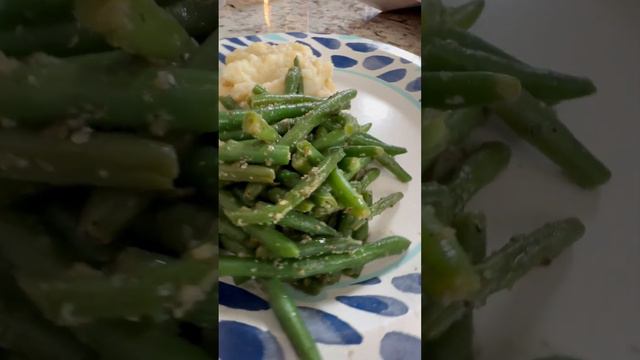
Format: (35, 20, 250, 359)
(219, 33, 421, 360)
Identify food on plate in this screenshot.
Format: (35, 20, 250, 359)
(422, 1, 610, 359)
(220, 42, 337, 103)
(219, 45, 412, 359)
(0, 1, 217, 359)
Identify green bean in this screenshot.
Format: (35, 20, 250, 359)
(341, 157, 372, 180)
(186, 29, 217, 70)
(422, 108, 485, 174)
(445, 0, 485, 30)
(375, 153, 412, 183)
(426, 218, 585, 340)
(477, 218, 585, 298)
(243, 183, 265, 203)
(220, 140, 291, 166)
(219, 164, 275, 184)
(244, 226, 300, 258)
(310, 185, 340, 215)
(296, 237, 363, 258)
(0, 22, 109, 57)
(0, 0, 212, 58)
(0, 60, 218, 133)
(250, 94, 321, 108)
(425, 38, 597, 103)
(296, 140, 325, 164)
(453, 211, 487, 263)
(427, 25, 522, 63)
(220, 235, 410, 279)
(242, 112, 281, 143)
(263, 279, 322, 360)
(327, 169, 370, 219)
(424, 71, 522, 109)
(0, 130, 178, 189)
(493, 90, 611, 188)
(75, 0, 196, 61)
(165, 0, 218, 38)
(423, 205, 480, 301)
(342, 192, 404, 233)
(41, 202, 116, 266)
(78, 189, 150, 244)
(349, 133, 407, 155)
(312, 127, 353, 151)
(221, 235, 250, 255)
(0, 275, 95, 360)
(424, 0, 446, 30)
(219, 130, 252, 141)
(447, 141, 511, 212)
(279, 90, 357, 148)
(21, 257, 215, 324)
(219, 95, 241, 110)
(252, 84, 268, 95)
(278, 211, 339, 237)
(422, 110, 450, 174)
(426, 147, 466, 183)
(421, 182, 455, 224)
(219, 216, 247, 242)
(285, 57, 303, 95)
(225, 149, 345, 225)
(343, 145, 385, 158)
(277, 169, 302, 188)
(219, 103, 318, 131)
(76, 321, 210, 360)
(356, 168, 381, 191)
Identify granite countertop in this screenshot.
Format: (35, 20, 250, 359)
(220, 0, 421, 55)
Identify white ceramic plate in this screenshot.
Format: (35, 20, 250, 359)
(219, 33, 422, 360)
(443, 0, 640, 359)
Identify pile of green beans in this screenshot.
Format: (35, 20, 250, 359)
(423, 1, 609, 359)
(0, 1, 218, 359)
(218, 58, 412, 359)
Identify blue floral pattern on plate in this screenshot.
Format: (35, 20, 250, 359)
(219, 33, 421, 359)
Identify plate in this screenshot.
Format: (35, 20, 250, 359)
(218, 33, 422, 360)
(456, 1, 640, 359)
(358, 0, 421, 11)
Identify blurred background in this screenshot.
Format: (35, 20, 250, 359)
(219, 0, 421, 55)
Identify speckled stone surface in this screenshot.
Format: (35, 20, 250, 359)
(220, 0, 421, 55)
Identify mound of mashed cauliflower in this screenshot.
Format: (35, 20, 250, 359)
(220, 42, 336, 103)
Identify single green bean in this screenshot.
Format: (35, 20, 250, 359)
(219, 164, 275, 184)
(220, 95, 241, 110)
(326, 169, 370, 219)
(220, 140, 290, 166)
(78, 189, 150, 244)
(75, 0, 196, 60)
(424, 71, 521, 109)
(493, 90, 611, 188)
(376, 153, 412, 183)
(349, 133, 407, 155)
(445, 0, 485, 30)
(263, 279, 322, 360)
(0, 130, 178, 189)
(343, 146, 385, 158)
(219, 235, 410, 279)
(447, 141, 511, 212)
(425, 39, 597, 103)
(242, 112, 281, 143)
(250, 94, 321, 108)
(284, 57, 303, 95)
